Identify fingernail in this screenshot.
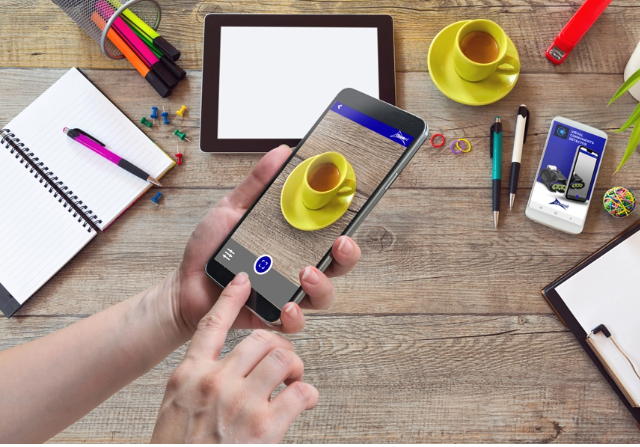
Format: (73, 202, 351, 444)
(301, 266, 320, 285)
(234, 272, 249, 285)
(283, 303, 298, 317)
(338, 237, 353, 255)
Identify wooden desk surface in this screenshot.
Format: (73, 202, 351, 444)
(2, 0, 640, 442)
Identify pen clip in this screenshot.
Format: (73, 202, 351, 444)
(490, 123, 495, 158)
(73, 128, 105, 146)
(521, 107, 530, 144)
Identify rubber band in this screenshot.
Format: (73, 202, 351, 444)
(431, 133, 445, 148)
(456, 139, 472, 153)
(450, 139, 463, 154)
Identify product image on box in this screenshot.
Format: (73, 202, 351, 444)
(529, 119, 606, 227)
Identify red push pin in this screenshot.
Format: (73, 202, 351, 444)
(175, 152, 183, 165)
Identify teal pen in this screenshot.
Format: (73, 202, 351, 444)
(490, 116, 502, 228)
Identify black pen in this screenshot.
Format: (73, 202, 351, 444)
(509, 105, 530, 210)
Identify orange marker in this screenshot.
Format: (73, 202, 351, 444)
(91, 12, 171, 98)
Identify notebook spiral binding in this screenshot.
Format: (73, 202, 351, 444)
(1, 129, 102, 233)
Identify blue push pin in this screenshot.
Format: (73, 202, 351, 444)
(161, 111, 170, 124)
(151, 192, 162, 204)
(150, 106, 158, 119)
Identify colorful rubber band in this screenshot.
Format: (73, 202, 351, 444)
(450, 139, 463, 154)
(431, 133, 445, 147)
(456, 139, 472, 153)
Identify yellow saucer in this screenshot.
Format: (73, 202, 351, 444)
(281, 156, 356, 231)
(427, 20, 520, 106)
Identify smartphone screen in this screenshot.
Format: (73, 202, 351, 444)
(208, 101, 417, 310)
(566, 146, 598, 202)
(529, 120, 606, 227)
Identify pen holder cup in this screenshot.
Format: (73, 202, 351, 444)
(51, 0, 161, 60)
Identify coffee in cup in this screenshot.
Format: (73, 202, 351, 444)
(301, 152, 356, 210)
(459, 31, 499, 64)
(308, 162, 341, 192)
(453, 19, 520, 82)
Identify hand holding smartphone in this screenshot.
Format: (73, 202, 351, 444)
(526, 117, 607, 234)
(206, 89, 428, 325)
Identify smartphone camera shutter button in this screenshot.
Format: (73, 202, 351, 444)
(254, 255, 273, 275)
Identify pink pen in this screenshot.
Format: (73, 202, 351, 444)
(64, 127, 162, 186)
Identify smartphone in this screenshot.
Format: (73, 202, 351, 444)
(525, 117, 607, 234)
(205, 88, 428, 324)
(565, 146, 598, 203)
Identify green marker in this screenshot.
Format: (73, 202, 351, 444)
(106, 0, 181, 61)
(490, 116, 502, 228)
(125, 16, 186, 80)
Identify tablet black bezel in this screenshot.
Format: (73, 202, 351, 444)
(200, 14, 396, 153)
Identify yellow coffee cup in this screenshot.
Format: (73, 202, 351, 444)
(301, 152, 356, 210)
(453, 19, 520, 82)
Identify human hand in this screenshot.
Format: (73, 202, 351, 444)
(168, 145, 361, 339)
(152, 273, 318, 443)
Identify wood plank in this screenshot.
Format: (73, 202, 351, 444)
(0, 314, 636, 442)
(3, 69, 640, 191)
(2, 2, 639, 73)
(6, 187, 635, 318)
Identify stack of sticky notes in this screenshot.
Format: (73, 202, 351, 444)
(91, 1, 185, 98)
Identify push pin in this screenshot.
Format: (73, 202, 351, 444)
(174, 129, 189, 141)
(176, 105, 188, 117)
(140, 117, 153, 128)
(150, 107, 159, 119)
(151, 192, 162, 204)
(161, 111, 170, 124)
(175, 143, 183, 165)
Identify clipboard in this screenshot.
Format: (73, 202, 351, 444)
(542, 220, 640, 428)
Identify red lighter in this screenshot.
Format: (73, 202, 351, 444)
(546, 0, 612, 65)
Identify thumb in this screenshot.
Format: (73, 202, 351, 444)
(186, 272, 251, 360)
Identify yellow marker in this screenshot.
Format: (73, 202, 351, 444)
(105, 0, 180, 61)
(176, 105, 188, 117)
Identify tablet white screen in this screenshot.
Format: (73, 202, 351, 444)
(218, 27, 380, 139)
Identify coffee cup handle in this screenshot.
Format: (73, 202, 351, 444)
(496, 55, 520, 75)
(336, 178, 356, 197)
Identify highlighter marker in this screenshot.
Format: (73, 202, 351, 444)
(103, 0, 181, 61)
(96, 1, 178, 89)
(91, 12, 171, 98)
(127, 21, 186, 80)
(121, 7, 181, 61)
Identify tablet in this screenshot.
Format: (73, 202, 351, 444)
(200, 14, 396, 153)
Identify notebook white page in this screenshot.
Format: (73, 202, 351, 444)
(556, 231, 640, 405)
(4, 68, 174, 229)
(0, 140, 96, 305)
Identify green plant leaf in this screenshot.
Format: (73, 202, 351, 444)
(616, 101, 640, 132)
(608, 67, 640, 105)
(615, 119, 640, 173)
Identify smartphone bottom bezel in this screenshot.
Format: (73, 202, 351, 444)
(525, 206, 584, 234)
(205, 259, 283, 325)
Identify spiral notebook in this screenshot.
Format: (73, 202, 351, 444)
(0, 68, 174, 317)
(542, 221, 640, 427)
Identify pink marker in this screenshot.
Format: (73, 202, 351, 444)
(64, 127, 162, 186)
(95, 1, 177, 88)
